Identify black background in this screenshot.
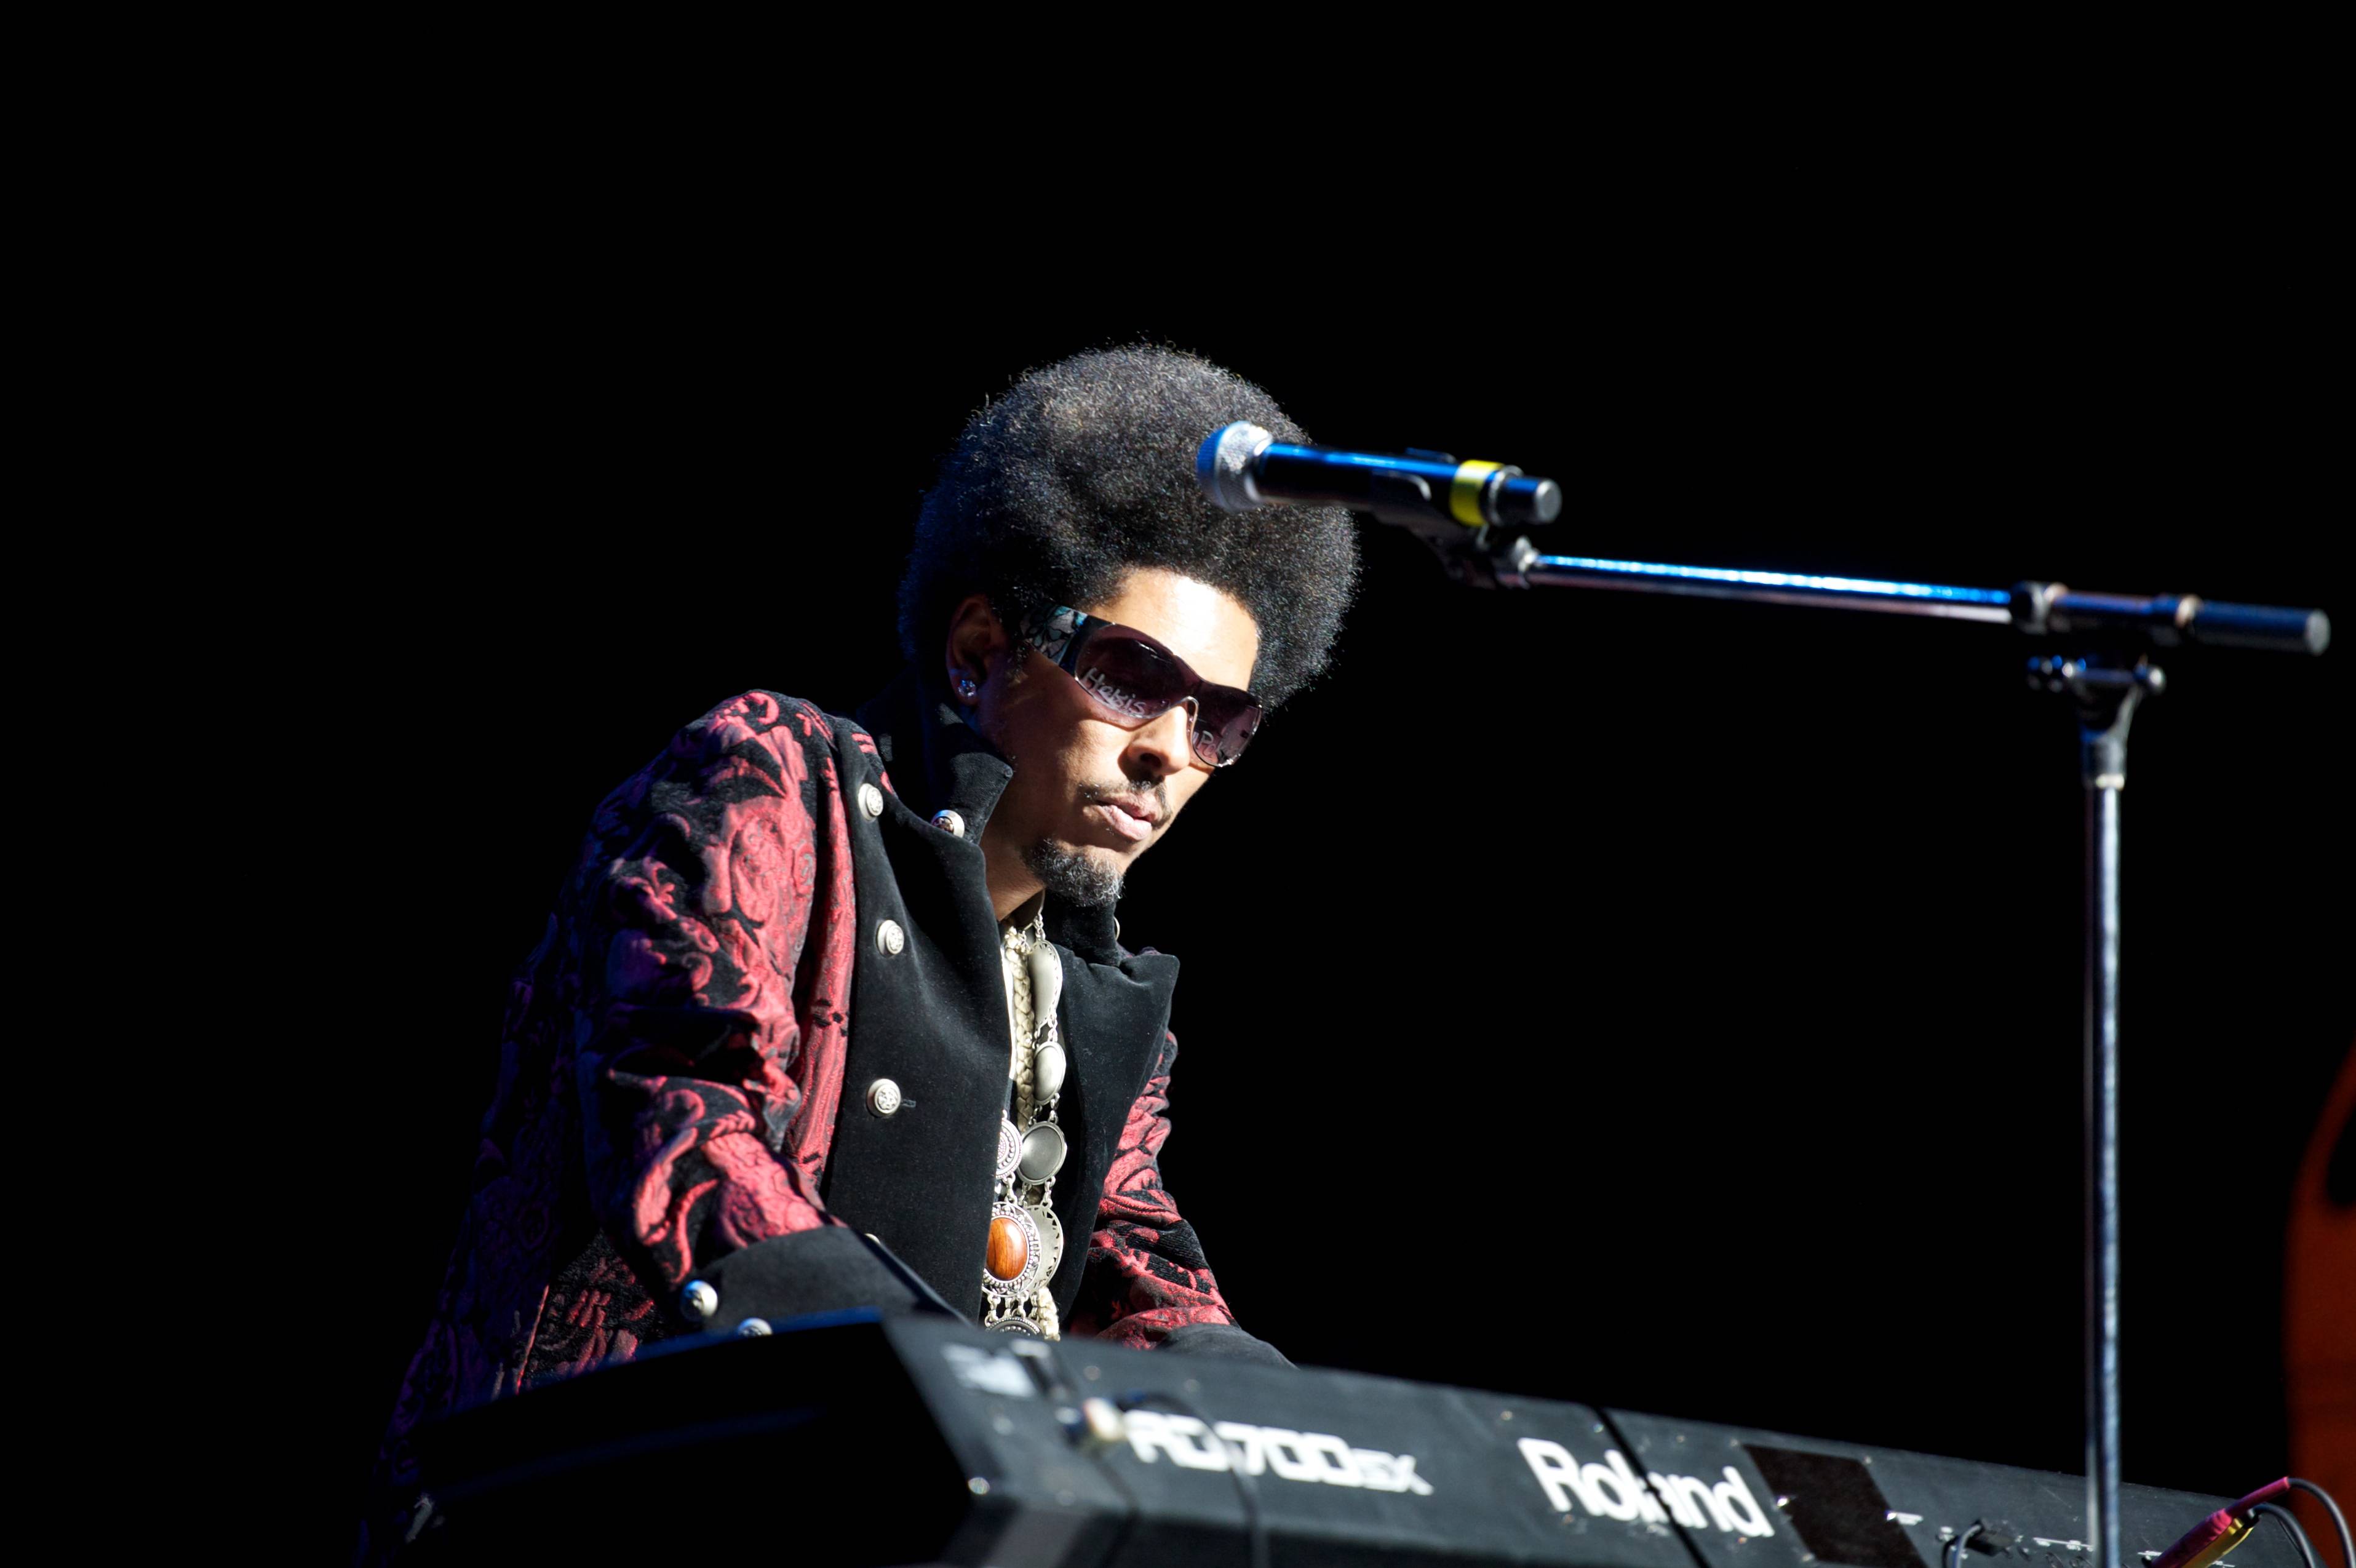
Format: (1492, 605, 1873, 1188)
(288, 202, 2347, 1548)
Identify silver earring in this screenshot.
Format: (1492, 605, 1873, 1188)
(957, 674, 978, 698)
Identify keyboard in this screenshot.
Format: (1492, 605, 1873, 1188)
(406, 1312, 2296, 1567)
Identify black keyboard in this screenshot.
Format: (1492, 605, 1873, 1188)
(407, 1313, 2294, 1567)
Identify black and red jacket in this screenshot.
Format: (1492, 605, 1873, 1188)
(362, 669, 1283, 1556)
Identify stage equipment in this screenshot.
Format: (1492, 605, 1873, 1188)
(1195, 428, 2333, 1568)
(402, 1312, 2326, 1567)
(1196, 420, 1564, 530)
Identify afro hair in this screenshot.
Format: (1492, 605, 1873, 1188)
(897, 346, 1358, 709)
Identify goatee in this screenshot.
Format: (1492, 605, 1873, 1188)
(1022, 839, 1124, 908)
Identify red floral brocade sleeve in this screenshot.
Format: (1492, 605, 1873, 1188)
(360, 694, 869, 1565)
(1065, 1031, 1245, 1348)
(575, 692, 862, 1288)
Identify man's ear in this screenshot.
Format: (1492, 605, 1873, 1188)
(943, 594, 1006, 709)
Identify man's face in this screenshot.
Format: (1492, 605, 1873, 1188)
(966, 567, 1260, 909)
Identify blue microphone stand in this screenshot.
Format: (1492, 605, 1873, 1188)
(1376, 483, 2330, 1568)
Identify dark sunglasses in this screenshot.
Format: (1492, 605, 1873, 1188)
(1019, 605, 1264, 768)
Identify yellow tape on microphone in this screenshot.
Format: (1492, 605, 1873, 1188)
(1449, 461, 1504, 527)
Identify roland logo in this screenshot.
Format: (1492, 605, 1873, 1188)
(1517, 1441, 1778, 1536)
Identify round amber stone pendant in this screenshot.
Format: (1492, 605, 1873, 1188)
(985, 1214, 1030, 1281)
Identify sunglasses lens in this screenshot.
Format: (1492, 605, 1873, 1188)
(1192, 690, 1263, 767)
(1070, 631, 1191, 721)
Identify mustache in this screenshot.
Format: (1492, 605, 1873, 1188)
(1081, 778, 1169, 813)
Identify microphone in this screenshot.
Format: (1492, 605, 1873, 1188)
(1196, 422, 1562, 530)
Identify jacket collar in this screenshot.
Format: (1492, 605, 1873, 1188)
(857, 666, 1013, 838)
(856, 666, 1130, 968)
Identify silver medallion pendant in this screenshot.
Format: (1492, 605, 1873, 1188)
(981, 1198, 1048, 1303)
(1031, 1039, 1067, 1102)
(1027, 941, 1064, 1022)
(1026, 1202, 1064, 1278)
(988, 1314, 1044, 1335)
(996, 1117, 1022, 1182)
(1017, 1120, 1067, 1184)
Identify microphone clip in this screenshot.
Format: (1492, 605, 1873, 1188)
(1364, 458, 1540, 591)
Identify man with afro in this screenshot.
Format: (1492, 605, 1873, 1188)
(364, 346, 1358, 1554)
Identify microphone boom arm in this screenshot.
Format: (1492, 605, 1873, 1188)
(1384, 507, 2330, 656)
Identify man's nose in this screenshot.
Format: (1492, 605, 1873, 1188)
(1125, 700, 1195, 780)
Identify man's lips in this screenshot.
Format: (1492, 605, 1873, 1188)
(1089, 797, 1159, 844)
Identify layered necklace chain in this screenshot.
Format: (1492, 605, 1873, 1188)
(982, 907, 1068, 1337)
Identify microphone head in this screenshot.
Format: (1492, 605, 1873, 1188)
(1196, 422, 1274, 512)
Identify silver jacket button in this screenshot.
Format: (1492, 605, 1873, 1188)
(858, 782, 885, 818)
(877, 919, 905, 956)
(866, 1078, 902, 1117)
(680, 1279, 718, 1323)
(735, 1317, 773, 1337)
(931, 808, 965, 837)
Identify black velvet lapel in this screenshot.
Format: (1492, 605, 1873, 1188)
(854, 667, 1016, 843)
(1041, 941, 1177, 1315)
